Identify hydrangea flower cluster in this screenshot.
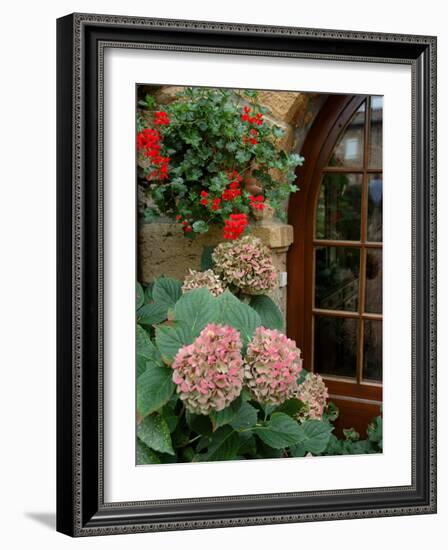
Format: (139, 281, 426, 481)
(181, 269, 225, 297)
(295, 372, 329, 422)
(212, 235, 278, 294)
(171, 324, 244, 414)
(244, 327, 303, 405)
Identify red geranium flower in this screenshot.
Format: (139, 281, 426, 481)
(223, 213, 248, 240)
(154, 111, 170, 125)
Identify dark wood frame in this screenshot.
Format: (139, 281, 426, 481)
(57, 13, 437, 536)
(287, 94, 383, 432)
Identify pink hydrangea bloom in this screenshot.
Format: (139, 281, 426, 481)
(181, 269, 225, 297)
(244, 327, 303, 405)
(172, 323, 244, 414)
(212, 235, 278, 295)
(295, 372, 329, 422)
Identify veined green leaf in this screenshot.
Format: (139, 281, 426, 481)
(155, 321, 194, 361)
(137, 364, 175, 418)
(253, 413, 302, 449)
(138, 414, 175, 456)
(249, 295, 284, 331)
(173, 288, 219, 337)
(152, 277, 182, 309)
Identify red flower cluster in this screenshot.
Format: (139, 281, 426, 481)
(175, 214, 192, 232)
(222, 170, 242, 201)
(241, 106, 263, 146)
(136, 128, 170, 180)
(241, 106, 263, 126)
(223, 213, 248, 240)
(154, 111, 170, 125)
(199, 190, 222, 211)
(249, 195, 265, 211)
(211, 198, 221, 211)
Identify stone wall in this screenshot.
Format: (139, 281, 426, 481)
(138, 221, 293, 321)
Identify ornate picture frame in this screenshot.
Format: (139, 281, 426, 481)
(56, 13, 437, 536)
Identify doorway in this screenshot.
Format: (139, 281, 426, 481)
(287, 94, 383, 434)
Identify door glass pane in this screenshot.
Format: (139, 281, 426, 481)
(367, 174, 383, 241)
(314, 316, 358, 378)
(315, 174, 362, 240)
(365, 249, 382, 314)
(329, 102, 365, 167)
(315, 247, 360, 311)
(368, 96, 383, 169)
(363, 320, 382, 381)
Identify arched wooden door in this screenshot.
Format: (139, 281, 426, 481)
(287, 94, 383, 434)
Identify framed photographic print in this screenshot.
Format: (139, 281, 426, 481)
(56, 13, 437, 536)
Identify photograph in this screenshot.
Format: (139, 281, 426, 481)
(135, 85, 383, 465)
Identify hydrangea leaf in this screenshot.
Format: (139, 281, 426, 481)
(197, 426, 240, 462)
(173, 288, 219, 337)
(209, 397, 242, 431)
(152, 277, 182, 309)
(136, 325, 161, 361)
(249, 295, 284, 331)
(298, 419, 334, 455)
(216, 290, 261, 344)
(136, 440, 161, 465)
(275, 398, 304, 419)
(137, 364, 175, 418)
(289, 441, 306, 457)
(136, 281, 145, 309)
(155, 321, 194, 361)
(137, 414, 175, 456)
(253, 412, 302, 449)
(137, 302, 168, 327)
(230, 402, 258, 431)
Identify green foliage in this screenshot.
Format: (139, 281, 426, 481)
(216, 290, 261, 345)
(152, 277, 182, 309)
(137, 87, 304, 235)
(136, 282, 145, 309)
(138, 414, 175, 456)
(137, 440, 161, 464)
(230, 402, 258, 431)
(249, 295, 284, 331)
(135, 276, 383, 464)
(200, 245, 215, 271)
(137, 363, 175, 418)
(197, 426, 240, 461)
(209, 397, 243, 431)
(137, 302, 168, 327)
(253, 413, 303, 449)
(155, 321, 194, 361)
(173, 288, 219, 337)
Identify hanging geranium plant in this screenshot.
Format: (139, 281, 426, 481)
(136, 87, 304, 239)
